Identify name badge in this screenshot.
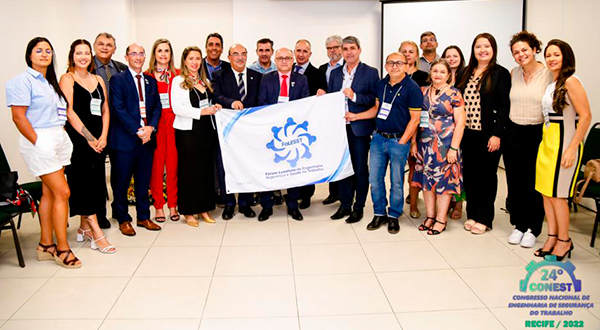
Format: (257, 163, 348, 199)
(159, 93, 170, 109)
(200, 98, 209, 109)
(139, 101, 146, 118)
(542, 107, 550, 128)
(377, 102, 392, 120)
(278, 96, 289, 103)
(57, 99, 67, 121)
(420, 110, 429, 128)
(90, 98, 102, 116)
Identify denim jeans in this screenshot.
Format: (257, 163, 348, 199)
(369, 133, 410, 219)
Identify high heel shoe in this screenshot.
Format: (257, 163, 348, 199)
(90, 235, 117, 254)
(427, 219, 447, 236)
(534, 234, 557, 258)
(419, 217, 435, 231)
(186, 215, 199, 227)
(77, 228, 93, 243)
(54, 248, 81, 269)
(549, 237, 574, 261)
(201, 213, 216, 223)
(36, 243, 56, 261)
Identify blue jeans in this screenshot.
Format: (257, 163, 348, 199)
(369, 133, 410, 219)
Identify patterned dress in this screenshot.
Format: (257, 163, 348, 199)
(412, 86, 464, 194)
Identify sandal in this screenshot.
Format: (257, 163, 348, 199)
(91, 235, 117, 254)
(470, 222, 489, 235)
(54, 249, 82, 269)
(463, 219, 476, 231)
(534, 234, 557, 258)
(450, 207, 462, 220)
(410, 209, 421, 218)
(36, 243, 56, 261)
(170, 214, 180, 222)
(427, 219, 447, 235)
(419, 217, 435, 231)
(154, 216, 166, 223)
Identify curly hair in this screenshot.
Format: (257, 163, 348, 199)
(510, 30, 542, 54)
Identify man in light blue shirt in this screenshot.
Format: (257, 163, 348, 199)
(248, 38, 277, 74)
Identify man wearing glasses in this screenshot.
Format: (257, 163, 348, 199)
(328, 36, 379, 224)
(419, 31, 439, 73)
(346, 52, 421, 234)
(109, 43, 162, 236)
(257, 48, 310, 221)
(212, 44, 262, 220)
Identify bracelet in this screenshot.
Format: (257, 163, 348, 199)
(449, 146, 458, 151)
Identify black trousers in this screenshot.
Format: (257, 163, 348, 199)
(338, 126, 371, 211)
(461, 129, 502, 228)
(503, 120, 545, 236)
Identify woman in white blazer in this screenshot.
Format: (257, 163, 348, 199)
(171, 46, 222, 227)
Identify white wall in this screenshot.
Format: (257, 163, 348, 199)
(1, 0, 597, 184)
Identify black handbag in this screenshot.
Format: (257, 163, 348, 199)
(0, 171, 19, 200)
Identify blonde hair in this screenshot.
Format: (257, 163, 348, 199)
(179, 46, 212, 92)
(399, 40, 420, 70)
(147, 38, 177, 76)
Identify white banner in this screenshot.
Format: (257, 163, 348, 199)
(216, 92, 354, 193)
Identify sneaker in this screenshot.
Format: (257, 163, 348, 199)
(508, 229, 524, 245)
(520, 229, 537, 248)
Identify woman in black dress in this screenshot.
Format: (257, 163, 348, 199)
(59, 39, 115, 253)
(171, 46, 222, 227)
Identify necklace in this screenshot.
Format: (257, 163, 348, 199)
(523, 66, 543, 81)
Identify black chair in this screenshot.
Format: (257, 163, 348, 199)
(573, 122, 600, 249)
(0, 210, 25, 267)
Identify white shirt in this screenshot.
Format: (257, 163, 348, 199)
(231, 67, 248, 97)
(128, 67, 146, 102)
(342, 63, 358, 102)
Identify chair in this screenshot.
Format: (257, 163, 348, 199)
(573, 122, 600, 249)
(0, 211, 25, 267)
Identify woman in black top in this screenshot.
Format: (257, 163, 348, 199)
(456, 33, 511, 234)
(399, 40, 428, 218)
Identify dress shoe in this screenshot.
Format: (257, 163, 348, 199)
(258, 207, 273, 221)
(345, 209, 364, 223)
(322, 195, 339, 205)
(137, 219, 162, 231)
(119, 221, 136, 236)
(299, 199, 311, 209)
(388, 217, 400, 234)
(331, 206, 352, 220)
(239, 206, 256, 218)
(288, 208, 303, 221)
(98, 217, 111, 229)
(222, 205, 235, 220)
(251, 193, 260, 206)
(366, 216, 388, 230)
(273, 191, 284, 205)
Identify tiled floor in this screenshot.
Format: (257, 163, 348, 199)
(1, 170, 599, 330)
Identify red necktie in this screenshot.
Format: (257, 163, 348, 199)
(280, 75, 288, 97)
(136, 74, 147, 125)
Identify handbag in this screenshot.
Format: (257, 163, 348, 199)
(575, 159, 600, 203)
(0, 171, 18, 200)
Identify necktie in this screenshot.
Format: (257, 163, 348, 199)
(104, 64, 112, 83)
(294, 65, 302, 74)
(238, 72, 246, 102)
(136, 74, 147, 125)
(280, 75, 288, 97)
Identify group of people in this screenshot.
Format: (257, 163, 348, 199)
(5, 29, 590, 269)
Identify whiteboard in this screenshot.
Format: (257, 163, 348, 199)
(382, 0, 524, 71)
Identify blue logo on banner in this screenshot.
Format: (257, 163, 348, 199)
(266, 117, 317, 167)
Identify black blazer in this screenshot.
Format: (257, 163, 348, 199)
(212, 68, 262, 108)
(298, 62, 328, 95)
(318, 60, 345, 74)
(457, 65, 511, 139)
(203, 58, 231, 81)
(258, 71, 310, 106)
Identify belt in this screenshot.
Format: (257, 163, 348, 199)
(376, 130, 404, 139)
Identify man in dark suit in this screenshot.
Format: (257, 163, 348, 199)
(293, 39, 328, 209)
(318, 35, 345, 206)
(91, 32, 128, 229)
(213, 44, 262, 220)
(257, 47, 310, 221)
(109, 43, 162, 236)
(203, 32, 231, 81)
(328, 36, 379, 224)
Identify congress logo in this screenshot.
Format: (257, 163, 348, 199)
(266, 117, 317, 167)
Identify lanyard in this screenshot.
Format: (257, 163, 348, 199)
(193, 87, 216, 130)
(382, 83, 402, 106)
(74, 71, 100, 99)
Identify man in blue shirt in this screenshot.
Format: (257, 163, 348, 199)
(346, 52, 421, 233)
(248, 38, 277, 74)
(203, 32, 231, 81)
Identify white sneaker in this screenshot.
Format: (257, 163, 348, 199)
(520, 229, 537, 248)
(508, 229, 524, 245)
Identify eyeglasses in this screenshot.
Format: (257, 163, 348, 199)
(385, 61, 406, 67)
(326, 46, 341, 51)
(275, 57, 293, 62)
(127, 52, 146, 58)
(230, 52, 247, 58)
(35, 48, 52, 55)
